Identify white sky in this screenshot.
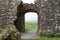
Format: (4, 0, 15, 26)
(25, 12, 38, 22)
(22, 0, 35, 4)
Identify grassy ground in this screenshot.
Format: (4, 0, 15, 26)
(25, 22, 38, 31)
(38, 36, 60, 40)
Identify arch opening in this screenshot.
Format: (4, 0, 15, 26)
(25, 12, 38, 32)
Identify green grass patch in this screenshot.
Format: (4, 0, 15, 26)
(38, 36, 60, 40)
(25, 22, 38, 31)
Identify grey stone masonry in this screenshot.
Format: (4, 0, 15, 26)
(0, 0, 60, 35)
(35, 0, 60, 34)
(0, 0, 21, 28)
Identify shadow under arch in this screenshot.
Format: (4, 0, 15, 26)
(14, 2, 40, 33)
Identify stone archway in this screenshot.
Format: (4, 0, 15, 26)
(14, 2, 40, 33)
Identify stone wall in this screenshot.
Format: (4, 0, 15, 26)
(0, 0, 21, 28)
(0, 0, 60, 35)
(35, 0, 60, 34)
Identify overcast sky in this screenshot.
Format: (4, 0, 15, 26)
(25, 12, 38, 22)
(22, 0, 35, 4)
(22, 0, 38, 22)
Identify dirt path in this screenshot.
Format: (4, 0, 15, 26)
(21, 30, 39, 39)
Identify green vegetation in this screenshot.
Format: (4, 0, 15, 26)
(25, 22, 38, 31)
(38, 36, 60, 40)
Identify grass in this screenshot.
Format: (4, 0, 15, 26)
(25, 22, 38, 31)
(38, 36, 60, 40)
